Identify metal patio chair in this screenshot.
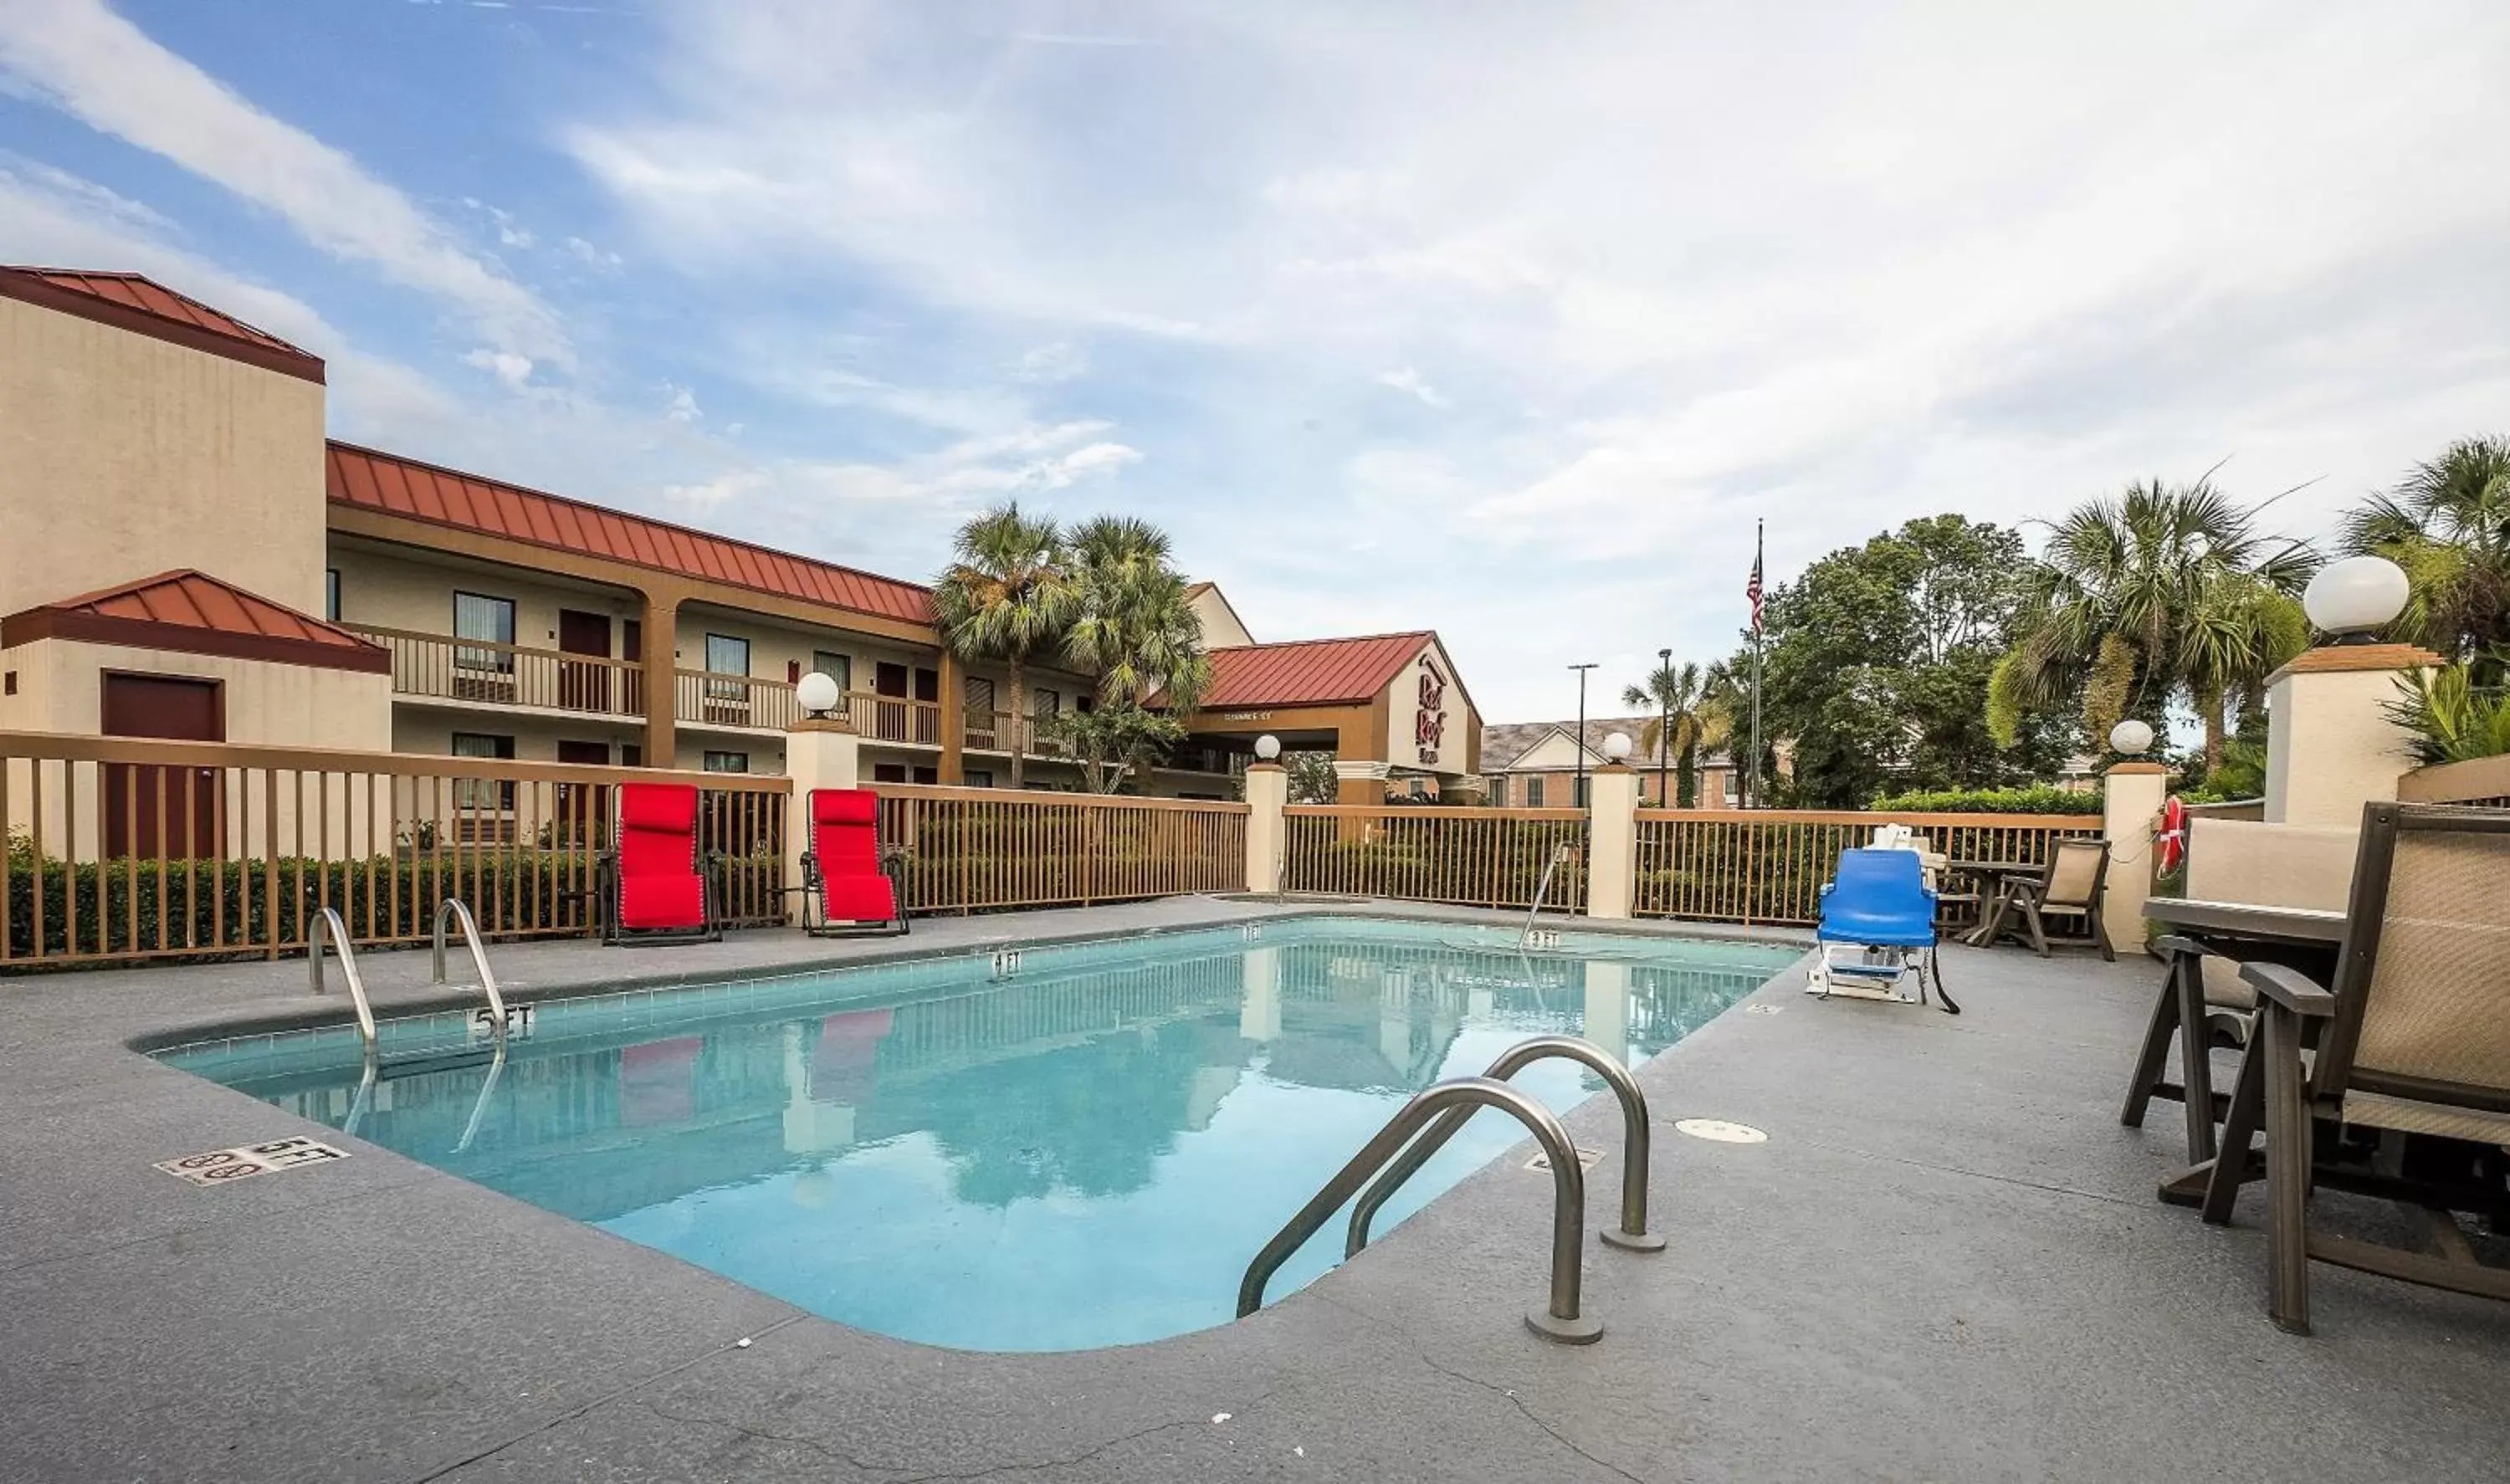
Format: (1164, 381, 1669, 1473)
(2236, 802, 2510, 1334)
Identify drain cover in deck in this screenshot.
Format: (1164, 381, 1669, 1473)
(1524, 1146, 1606, 1172)
(1672, 1118, 1767, 1144)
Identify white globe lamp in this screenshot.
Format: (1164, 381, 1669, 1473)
(796, 670, 842, 719)
(1253, 734, 1282, 761)
(1602, 731, 1633, 762)
(2108, 719, 2154, 757)
(2303, 555, 2410, 644)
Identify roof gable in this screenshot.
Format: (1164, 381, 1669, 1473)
(326, 443, 936, 627)
(0, 266, 323, 383)
(1199, 632, 1432, 709)
(2, 570, 389, 673)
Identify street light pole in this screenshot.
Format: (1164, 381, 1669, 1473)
(1569, 663, 1598, 808)
(1655, 647, 1672, 809)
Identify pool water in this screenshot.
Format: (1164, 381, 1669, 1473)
(161, 918, 1795, 1351)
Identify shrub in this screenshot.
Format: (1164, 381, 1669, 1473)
(1867, 783, 2102, 816)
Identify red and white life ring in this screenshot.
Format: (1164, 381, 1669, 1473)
(2155, 796, 2188, 878)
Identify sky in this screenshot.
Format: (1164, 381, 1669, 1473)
(2, 1, 2506, 723)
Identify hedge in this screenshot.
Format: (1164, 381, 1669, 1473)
(1866, 784, 2102, 816)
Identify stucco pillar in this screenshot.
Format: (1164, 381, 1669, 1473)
(640, 591, 681, 769)
(1243, 760, 1288, 893)
(1334, 759, 1391, 807)
(1585, 762, 1640, 919)
(784, 715, 862, 926)
(2263, 644, 2441, 828)
(2101, 761, 2169, 955)
(937, 650, 965, 785)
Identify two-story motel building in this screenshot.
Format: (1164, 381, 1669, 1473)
(0, 267, 1480, 804)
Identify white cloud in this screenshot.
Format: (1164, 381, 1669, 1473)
(0, 0, 569, 366)
(557, 0, 2510, 716)
(1014, 342, 1088, 382)
(563, 235, 622, 268)
(1376, 366, 1446, 408)
(663, 384, 702, 423)
(461, 348, 536, 390)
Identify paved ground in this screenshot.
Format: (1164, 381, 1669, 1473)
(2, 900, 2504, 1482)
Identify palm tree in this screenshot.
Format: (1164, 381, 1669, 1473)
(1062, 515, 1211, 714)
(932, 504, 1080, 789)
(2338, 435, 2510, 676)
(1621, 659, 1729, 807)
(1990, 478, 2315, 772)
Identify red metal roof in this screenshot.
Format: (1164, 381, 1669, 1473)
(1, 570, 390, 673)
(0, 267, 322, 383)
(1199, 632, 1434, 709)
(326, 443, 936, 626)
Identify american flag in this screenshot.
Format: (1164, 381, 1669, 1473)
(1745, 530, 1765, 633)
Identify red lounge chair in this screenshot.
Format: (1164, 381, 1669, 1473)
(797, 788, 908, 937)
(600, 782, 720, 945)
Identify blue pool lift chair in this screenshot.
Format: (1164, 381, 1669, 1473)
(1808, 847, 1959, 1015)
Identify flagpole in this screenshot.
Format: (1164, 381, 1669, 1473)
(1749, 518, 1765, 810)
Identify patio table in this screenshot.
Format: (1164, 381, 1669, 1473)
(2134, 899, 2346, 1216)
(1957, 862, 2047, 948)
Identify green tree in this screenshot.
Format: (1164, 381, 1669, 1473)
(2339, 435, 2510, 678)
(1037, 704, 1187, 793)
(1744, 515, 2062, 808)
(1062, 515, 1212, 713)
(1284, 750, 1338, 804)
(1990, 478, 2315, 773)
(1620, 660, 1728, 806)
(933, 504, 1080, 790)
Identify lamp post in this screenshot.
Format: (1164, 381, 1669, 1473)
(1569, 663, 1598, 808)
(1654, 647, 1672, 808)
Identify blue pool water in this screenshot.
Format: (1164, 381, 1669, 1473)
(161, 917, 1796, 1351)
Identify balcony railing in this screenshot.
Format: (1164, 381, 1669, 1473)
(348, 624, 644, 719)
(675, 668, 802, 733)
(351, 627, 1226, 772)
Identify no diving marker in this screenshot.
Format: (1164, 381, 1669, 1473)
(155, 1136, 351, 1188)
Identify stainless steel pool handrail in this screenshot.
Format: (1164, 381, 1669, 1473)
(307, 907, 376, 1051)
(1237, 1075, 1602, 1344)
(453, 1041, 508, 1154)
(431, 898, 509, 1046)
(1347, 1035, 1666, 1259)
(1518, 842, 1574, 946)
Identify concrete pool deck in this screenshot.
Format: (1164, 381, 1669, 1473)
(2, 899, 2504, 1481)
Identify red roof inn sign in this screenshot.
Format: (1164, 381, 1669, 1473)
(1415, 658, 1449, 765)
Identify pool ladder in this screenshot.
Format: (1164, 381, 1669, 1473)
(309, 898, 511, 1054)
(1237, 1035, 1662, 1345)
(1517, 842, 1575, 947)
(315, 900, 512, 1145)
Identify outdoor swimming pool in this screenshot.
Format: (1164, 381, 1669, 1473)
(160, 917, 1798, 1351)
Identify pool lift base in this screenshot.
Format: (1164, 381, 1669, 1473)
(1806, 945, 1941, 1007)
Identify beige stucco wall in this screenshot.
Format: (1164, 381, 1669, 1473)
(20, 638, 391, 750)
(2264, 664, 2421, 828)
(0, 296, 326, 617)
(2, 637, 392, 859)
(1190, 586, 1255, 648)
(330, 542, 639, 657)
